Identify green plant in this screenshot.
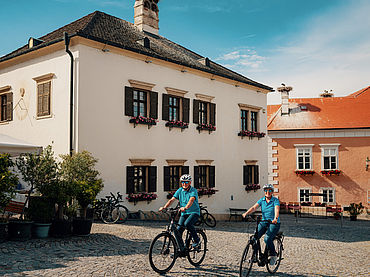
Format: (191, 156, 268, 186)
(348, 202, 364, 216)
(60, 151, 103, 219)
(0, 154, 18, 216)
(26, 196, 54, 223)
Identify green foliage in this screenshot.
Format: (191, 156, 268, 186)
(349, 202, 364, 216)
(0, 154, 18, 213)
(60, 151, 103, 219)
(26, 196, 54, 223)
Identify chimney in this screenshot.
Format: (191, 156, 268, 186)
(320, 90, 334, 98)
(277, 84, 293, 115)
(134, 0, 159, 35)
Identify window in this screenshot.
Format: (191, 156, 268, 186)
(164, 166, 189, 191)
(298, 188, 312, 202)
(193, 99, 216, 126)
(243, 165, 259, 185)
(126, 166, 157, 194)
(162, 93, 190, 123)
(33, 73, 54, 118)
(320, 188, 335, 204)
(320, 144, 340, 170)
(241, 110, 248, 131)
(294, 145, 314, 170)
(125, 86, 158, 119)
(251, 111, 258, 132)
(194, 165, 215, 189)
(0, 86, 13, 122)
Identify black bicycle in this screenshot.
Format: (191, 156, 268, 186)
(239, 215, 284, 277)
(194, 203, 217, 228)
(148, 207, 208, 274)
(100, 192, 129, 224)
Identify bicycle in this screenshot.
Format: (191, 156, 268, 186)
(148, 207, 208, 274)
(194, 203, 217, 228)
(239, 215, 284, 277)
(100, 192, 129, 224)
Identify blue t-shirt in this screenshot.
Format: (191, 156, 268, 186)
(257, 196, 280, 223)
(173, 186, 200, 215)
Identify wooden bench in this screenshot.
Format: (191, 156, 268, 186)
(229, 208, 248, 221)
(4, 200, 25, 217)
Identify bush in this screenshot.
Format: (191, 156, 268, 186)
(0, 154, 18, 214)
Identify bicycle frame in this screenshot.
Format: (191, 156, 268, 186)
(248, 217, 272, 266)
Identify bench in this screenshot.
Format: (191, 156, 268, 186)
(4, 200, 25, 217)
(229, 208, 248, 221)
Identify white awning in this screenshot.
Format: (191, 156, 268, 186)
(0, 133, 42, 156)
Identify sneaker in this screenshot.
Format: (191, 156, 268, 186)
(269, 255, 277, 266)
(192, 240, 201, 249)
(177, 251, 187, 258)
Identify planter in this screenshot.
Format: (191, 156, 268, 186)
(350, 215, 357, 221)
(50, 220, 72, 238)
(72, 218, 93, 236)
(0, 222, 8, 242)
(238, 130, 265, 139)
(8, 220, 33, 241)
(32, 223, 51, 238)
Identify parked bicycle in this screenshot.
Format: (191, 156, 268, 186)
(194, 203, 216, 228)
(239, 215, 284, 277)
(148, 207, 208, 274)
(100, 192, 129, 224)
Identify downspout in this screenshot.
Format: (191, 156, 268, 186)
(64, 32, 74, 156)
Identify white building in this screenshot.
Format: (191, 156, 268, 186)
(0, 1, 273, 218)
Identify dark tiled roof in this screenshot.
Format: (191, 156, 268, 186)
(1, 11, 273, 91)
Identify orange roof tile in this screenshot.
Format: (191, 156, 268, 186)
(268, 86, 370, 131)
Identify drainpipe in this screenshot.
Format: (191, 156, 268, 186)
(64, 32, 74, 156)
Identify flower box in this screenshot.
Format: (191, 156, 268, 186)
(238, 130, 265, 139)
(245, 184, 260, 192)
(300, 202, 312, 206)
(295, 170, 315, 176)
(165, 120, 189, 130)
(320, 170, 341, 176)
(196, 123, 216, 133)
(129, 116, 157, 128)
(126, 193, 157, 204)
(197, 188, 218, 197)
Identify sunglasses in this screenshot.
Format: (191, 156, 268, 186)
(181, 181, 190, 184)
(264, 189, 273, 192)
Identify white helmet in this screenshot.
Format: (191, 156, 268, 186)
(263, 184, 274, 190)
(180, 174, 192, 182)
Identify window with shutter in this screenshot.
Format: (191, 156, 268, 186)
(0, 94, 8, 122)
(194, 165, 215, 188)
(37, 81, 51, 117)
(193, 100, 200, 124)
(148, 166, 157, 192)
(164, 165, 189, 191)
(182, 98, 190, 123)
(244, 165, 259, 185)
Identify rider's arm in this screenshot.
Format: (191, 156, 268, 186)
(242, 203, 260, 218)
(272, 205, 280, 224)
(180, 196, 195, 212)
(159, 197, 176, 211)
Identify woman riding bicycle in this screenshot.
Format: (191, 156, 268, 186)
(242, 184, 280, 265)
(159, 174, 200, 256)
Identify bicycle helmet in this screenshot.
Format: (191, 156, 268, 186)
(263, 184, 274, 190)
(180, 174, 192, 182)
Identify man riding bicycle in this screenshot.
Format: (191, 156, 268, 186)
(159, 174, 200, 256)
(242, 184, 280, 265)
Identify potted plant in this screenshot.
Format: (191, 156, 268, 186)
(0, 154, 18, 241)
(27, 196, 54, 238)
(333, 211, 341, 220)
(348, 202, 364, 221)
(60, 151, 103, 235)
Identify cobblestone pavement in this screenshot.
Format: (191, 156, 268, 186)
(0, 214, 369, 277)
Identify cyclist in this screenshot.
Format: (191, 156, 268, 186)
(159, 174, 201, 256)
(242, 184, 280, 265)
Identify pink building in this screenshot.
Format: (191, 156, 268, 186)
(267, 86, 370, 213)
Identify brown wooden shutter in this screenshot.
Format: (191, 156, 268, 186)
(182, 97, 190, 123)
(44, 82, 51, 115)
(124, 86, 134, 116)
(37, 84, 43, 116)
(164, 166, 170, 191)
(148, 166, 157, 192)
(209, 166, 215, 188)
(193, 166, 199, 188)
(210, 103, 216, 126)
(181, 166, 189, 175)
(243, 166, 248, 186)
(6, 92, 13, 121)
(149, 91, 158, 119)
(162, 94, 169, 121)
(193, 99, 199, 124)
(254, 165, 259, 184)
(126, 166, 134, 194)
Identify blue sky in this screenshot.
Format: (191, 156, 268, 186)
(1, 0, 369, 104)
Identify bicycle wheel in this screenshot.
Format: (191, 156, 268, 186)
(186, 229, 207, 266)
(266, 237, 283, 274)
(101, 206, 118, 224)
(115, 205, 129, 223)
(239, 242, 255, 277)
(149, 232, 177, 274)
(204, 213, 216, 228)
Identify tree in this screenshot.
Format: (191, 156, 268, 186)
(0, 154, 18, 214)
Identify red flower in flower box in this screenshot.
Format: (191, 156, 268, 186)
(320, 170, 341, 176)
(238, 130, 265, 139)
(126, 192, 157, 204)
(295, 170, 315, 176)
(165, 120, 189, 129)
(197, 188, 218, 197)
(245, 184, 261, 192)
(129, 116, 157, 127)
(196, 123, 216, 133)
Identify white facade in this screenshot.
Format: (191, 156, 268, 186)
(1, 38, 269, 217)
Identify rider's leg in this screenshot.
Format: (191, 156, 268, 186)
(174, 214, 187, 251)
(264, 223, 281, 256)
(183, 213, 200, 244)
(257, 221, 268, 239)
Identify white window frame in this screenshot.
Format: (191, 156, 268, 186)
(294, 144, 314, 170)
(319, 144, 340, 170)
(320, 187, 335, 204)
(298, 187, 312, 203)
